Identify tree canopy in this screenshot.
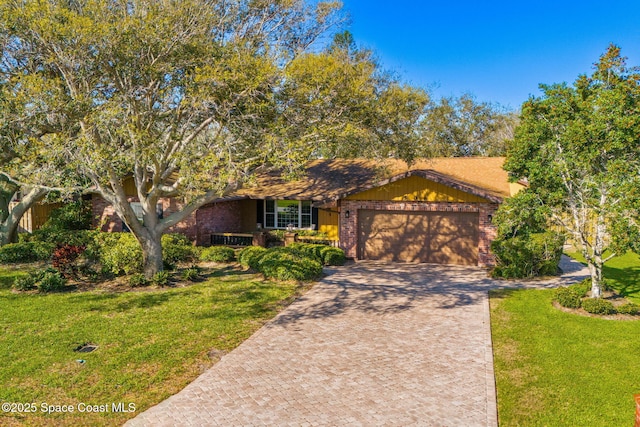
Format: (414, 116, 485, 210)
(421, 94, 517, 157)
(0, 1, 430, 275)
(504, 45, 640, 297)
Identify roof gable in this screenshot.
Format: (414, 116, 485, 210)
(344, 173, 493, 203)
(228, 157, 510, 203)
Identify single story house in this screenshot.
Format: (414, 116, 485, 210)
(93, 157, 523, 267)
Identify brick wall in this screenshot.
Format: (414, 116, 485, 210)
(195, 201, 244, 246)
(93, 195, 123, 232)
(338, 199, 499, 267)
(92, 195, 197, 242)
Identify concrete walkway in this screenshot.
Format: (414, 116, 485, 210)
(126, 256, 588, 427)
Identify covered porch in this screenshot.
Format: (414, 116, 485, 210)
(195, 198, 339, 247)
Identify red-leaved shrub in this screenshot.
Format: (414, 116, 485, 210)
(52, 244, 86, 278)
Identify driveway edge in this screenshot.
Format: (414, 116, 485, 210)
(483, 290, 499, 426)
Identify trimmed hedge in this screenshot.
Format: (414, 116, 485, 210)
(92, 233, 142, 275)
(256, 247, 322, 281)
(617, 302, 640, 315)
(491, 231, 564, 278)
(581, 298, 616, 315)
(200, 246, 235, 263)
(321, 247, 346, 266)
(162, 233, 197, 267)
(28, 201, 94, 246)
(569, 279, 591, 298)
(0, 241, 55, 264)
(86, 232, 196, 276)
(238, 245, 327, 281)
(554, 287, 582, 309)
(238, 246, 268, 269)
(29, 229, 96, 247)
(286, 243, 346, 266)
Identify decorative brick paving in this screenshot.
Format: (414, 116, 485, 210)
(126, 262, 506, 426)
(126, 257, 589, 426)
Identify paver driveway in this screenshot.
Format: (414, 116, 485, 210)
(127, 262, 505, 426)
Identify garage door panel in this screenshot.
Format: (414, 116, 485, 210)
(428, 214, 476, 236)
(358, 210, 478, 265)
(428, 234, 478, 265)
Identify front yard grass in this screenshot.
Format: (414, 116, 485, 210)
(0, 265, 304, 426)
(491, 287, 640, 426)
(566, 251, 640, 303)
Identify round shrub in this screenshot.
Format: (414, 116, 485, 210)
(617, 302, 640, 315)
(200, 246, 235, 263)
(13, 274, 36, 291)
(162, 233, 196, 266)
(0, 241, 55, 264)
(96, 233, 143, 275)
(554, 287, 582, 309)
(238, 246, 268, 269)
(287, 243, 346, 266)
(287, 243, 324, 261)
(581, 298, 615, 315)
(320, 247, 346, 266)
(257, 247, 322, 281)
(569, 279, 591, 298)
(128, 273, 149, 288)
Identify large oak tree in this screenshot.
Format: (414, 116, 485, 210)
(1, 1, 429, 276)
(505, 45, 640, 297)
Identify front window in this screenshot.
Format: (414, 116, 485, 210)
(264, 200, 313, 229)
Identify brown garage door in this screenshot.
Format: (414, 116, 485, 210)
(357, 210, 479, 265)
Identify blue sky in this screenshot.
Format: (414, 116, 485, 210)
(340, 0, 640, 110)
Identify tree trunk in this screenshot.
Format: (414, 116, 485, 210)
(140, 234, 163, 278)
(589, 202, 607, 299)
(0, 187, 47, 246)
(588, 261, 603, 298)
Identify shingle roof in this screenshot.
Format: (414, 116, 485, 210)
(226, 157, 510, 203)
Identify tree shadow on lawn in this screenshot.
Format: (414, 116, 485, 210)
(604, 264, 640, 299)
(0, 268, 30, 290)
(67, 288, 204, 312)
(0, 275, 19, 290)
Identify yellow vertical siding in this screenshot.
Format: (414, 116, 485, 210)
(123, 177, 138, 197)
(345, 175, 487, 203)
(318, 208, 339, 240)
(239, 199, 257, 231)
(16, 202, 61, 232)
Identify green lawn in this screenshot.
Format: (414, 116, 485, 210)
(0, 265, 303, 426)
(566, 251, 640, 303)
(491, 252, 640, 426)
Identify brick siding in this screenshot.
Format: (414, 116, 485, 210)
(195, 201, 244, 246)
(92, 195, 197, 242)
(92, 194, 501, 267)
(338, 200, 499, 267)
